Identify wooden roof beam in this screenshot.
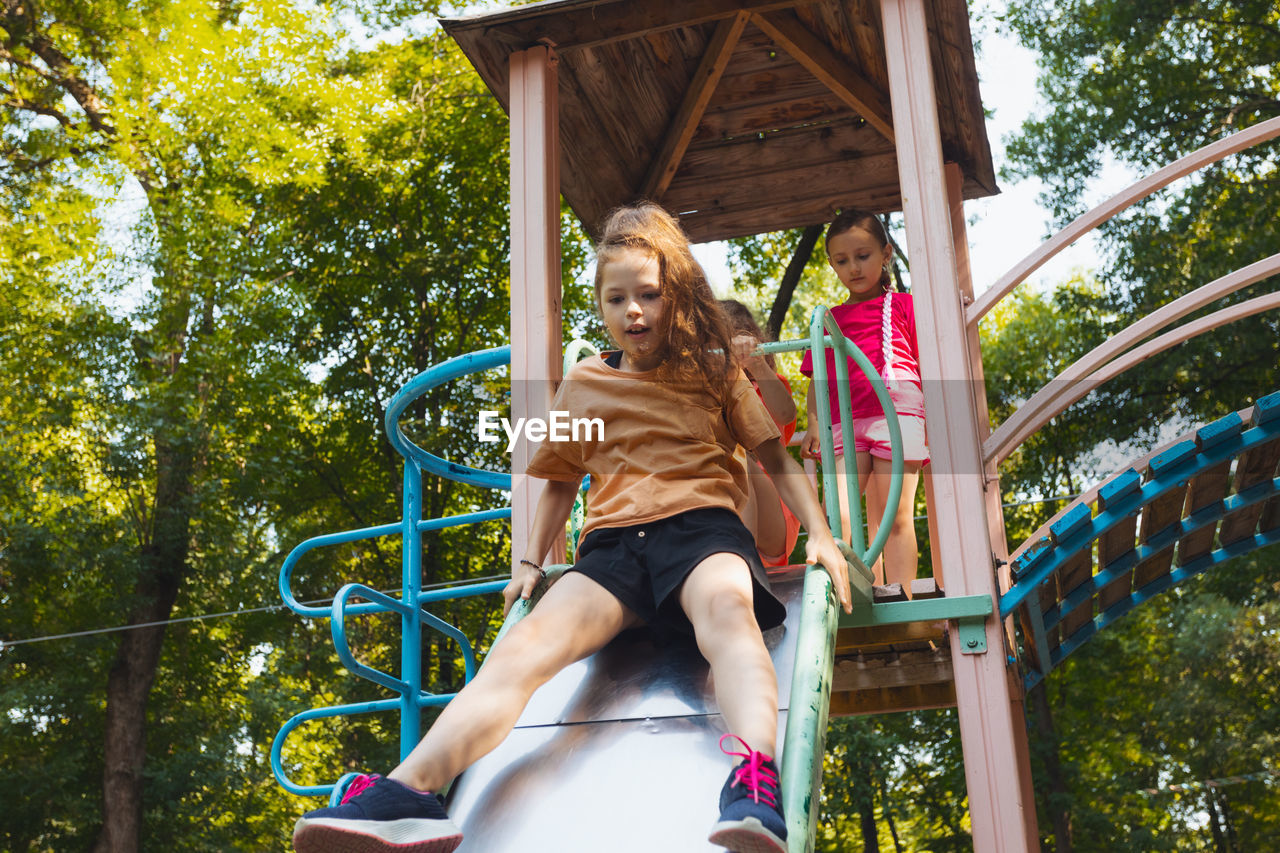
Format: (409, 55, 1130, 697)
(751, 10, 895, 143)
(444, 0, 801, 53)
(641, 12, 749, 201)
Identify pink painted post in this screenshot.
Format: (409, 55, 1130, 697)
(948, 160, 1040, 848)
(509, 46, 564, 570)
(879, 1, 1040, 850)
(945, 164, 1015, 594)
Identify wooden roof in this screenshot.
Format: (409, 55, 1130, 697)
(443, 0, 997, 243)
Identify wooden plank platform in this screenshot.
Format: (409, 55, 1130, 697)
(829, 579, 956, 716)
(1177, 459, 1231, 566)
(1133, 471, 1183, 590)
(1095, 481, 1137, 614)
(1218, 436, 1280, 544)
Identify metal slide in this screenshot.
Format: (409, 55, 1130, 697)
(445, 564, 810, 852)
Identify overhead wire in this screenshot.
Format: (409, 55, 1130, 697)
(0, 573, 510, 650)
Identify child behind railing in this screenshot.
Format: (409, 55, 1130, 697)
(801, 210, 928, 594)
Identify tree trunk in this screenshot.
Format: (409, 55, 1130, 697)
(93, 588, 181, 852)
(1030, 681, 1073, 853)
(851, 757, 880, 853)
(1218, 788, 1240, 852)
(1205, 788, 1227, 852)
(93, 433, 196, 853)
(765, 224, 823, 340)
(94, 271, 204, 852)
(881, 784, 903, 853)
(859, 794, 880, 853)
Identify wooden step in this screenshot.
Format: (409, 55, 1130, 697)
(836, 620, 947, 652)
(829, 646, 958, 716)
(835, 578, 948, 652)
(827, 579, 959, 714)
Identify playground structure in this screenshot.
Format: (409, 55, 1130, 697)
(272, 1, 1280, 850)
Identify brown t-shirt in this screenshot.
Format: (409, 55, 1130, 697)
(525, 352, 781, 544)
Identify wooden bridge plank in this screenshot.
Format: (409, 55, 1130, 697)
(1096, 490, 1138, 614)
(1056, 547, 1095, 638)
(1177, 459, 1232, 566)
(1133, 480, 1185, 590)
(1095, 527, 1136, 614)
(1017, 609, 1045, 676)
(1260, 493, 1280, 535)
(1038, 574, 1061, 652)
(1218, 437, 1280, 544)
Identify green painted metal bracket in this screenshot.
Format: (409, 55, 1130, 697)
(837, 592, 994, 654)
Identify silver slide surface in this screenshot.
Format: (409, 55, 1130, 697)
(445, 564, 808, 851)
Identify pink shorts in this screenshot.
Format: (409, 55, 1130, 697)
(830, 414, 929, 464)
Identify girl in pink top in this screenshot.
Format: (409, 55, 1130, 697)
(799, 210, 928, 594)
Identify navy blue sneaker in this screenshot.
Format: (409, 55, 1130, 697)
(708, 734, 787, 853)
(292, 774, 462, 853)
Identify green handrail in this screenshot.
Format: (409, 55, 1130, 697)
(772, 307, 905, 851)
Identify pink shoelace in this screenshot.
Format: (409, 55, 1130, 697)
(340, 773, 381, 804)
(719, 733, 779, 807)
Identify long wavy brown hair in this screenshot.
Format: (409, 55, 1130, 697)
(593, 202, 735, 397)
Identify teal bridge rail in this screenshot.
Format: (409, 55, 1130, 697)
(1004, 390, 1280, 690)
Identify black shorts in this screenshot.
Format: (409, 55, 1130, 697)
(570, 507, 787, 634)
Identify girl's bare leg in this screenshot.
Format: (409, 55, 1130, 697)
(388, 573, 641, 792)
(679, 552, 778, 754)
(864, 458, 921, 592)
(831, 451, 874, 567)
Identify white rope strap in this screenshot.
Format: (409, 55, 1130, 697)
(880, 290, 897, 382)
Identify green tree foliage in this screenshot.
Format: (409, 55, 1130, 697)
(1002, 0, 1280, 429)
(989, 14, 1280, 841)
(817, 713, 971, 853)
(1027, 560, 1280, 851)
(981, 275, 1114, 513)
(1, 1, 528, 849)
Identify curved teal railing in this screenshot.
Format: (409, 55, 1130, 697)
(273, 315, 910, 818)
(272, 346, 514, 801)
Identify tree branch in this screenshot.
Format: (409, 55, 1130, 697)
(1, 87, 74, 127)
(1, 2, 118, 137)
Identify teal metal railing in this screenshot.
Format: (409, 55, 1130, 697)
(272, 346, 515, 803)
(775, 306, 899, 850)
